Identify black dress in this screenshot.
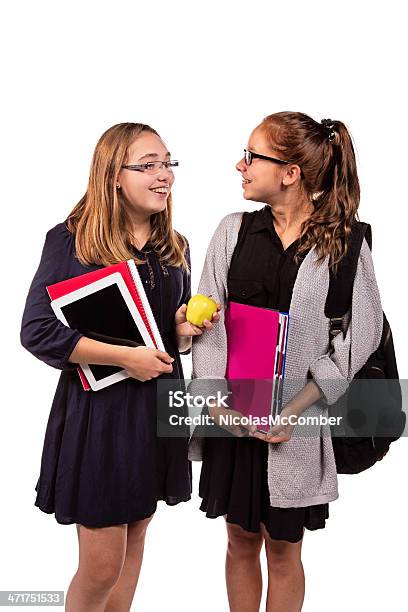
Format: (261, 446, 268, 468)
(20, 222, 192, 527)
(198, 205, 329, 543)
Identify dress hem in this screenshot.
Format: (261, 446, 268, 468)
(198, 506, 326, 543)
(34, 494, 192, 528)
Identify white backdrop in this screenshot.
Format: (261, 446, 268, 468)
(1, 1, 407, 610)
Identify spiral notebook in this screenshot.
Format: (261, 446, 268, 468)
(225, 300, 289, 430)
(47, 259, 164, 391)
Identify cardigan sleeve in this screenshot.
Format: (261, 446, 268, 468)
(307, 238, 383, 405)
(20, 224, 84, 371)
(191, 220, 229, 383)
(187, 212, 243, 461)
(190, 214, 243, 405)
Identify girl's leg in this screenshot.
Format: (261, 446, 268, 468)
(65, 523, 127, 612)
(104, 514, 153, 612)
(225, 518, 264, 612)
(261, 524, 305, 612)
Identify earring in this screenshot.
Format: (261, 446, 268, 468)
(116, 183, 121, 190)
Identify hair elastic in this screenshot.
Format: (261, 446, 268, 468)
(321, 118, 336, 143)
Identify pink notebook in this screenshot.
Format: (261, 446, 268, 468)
(225, 300, 289, 427)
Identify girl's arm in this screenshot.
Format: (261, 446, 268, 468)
(20, 224, 174, 380)
(254, 238, 383, 443)
(20, 225, 85, 371)
(190, 215, 243, 405)
(176, 241, 193, 354)
(174, 239, 221, 354)
(307, 238, 383, 406)
(68, 337, 174, 382)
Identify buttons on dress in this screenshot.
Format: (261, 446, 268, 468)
(228, 278, 264, 301)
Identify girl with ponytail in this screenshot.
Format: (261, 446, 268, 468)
(260, 113, 361, 273)
(190, 112, 383, 611)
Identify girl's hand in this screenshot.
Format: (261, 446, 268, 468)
(120, 346, 174, 382)
(174, 303, 222, 338)
(249, 409, 296, 444)
(208, 404, 251, 438)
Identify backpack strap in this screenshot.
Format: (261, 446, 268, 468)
(325, 221, 372, 344)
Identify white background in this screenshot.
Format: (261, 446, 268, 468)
(1, 1, 407, 610)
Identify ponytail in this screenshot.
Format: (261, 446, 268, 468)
(260, 112, 361, 275)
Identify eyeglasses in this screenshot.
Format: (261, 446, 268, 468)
(244, 149, 291, 166)
(121, 160, 179, 175)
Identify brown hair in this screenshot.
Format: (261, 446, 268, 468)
(259, 112, 361, 275)
(66, 122, 189, 271)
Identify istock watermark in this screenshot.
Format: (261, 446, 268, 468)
(168, 389, 230, 408)
(156, 378, 408, 438)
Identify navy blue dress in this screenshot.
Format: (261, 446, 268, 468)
(20, 222, 192, 527)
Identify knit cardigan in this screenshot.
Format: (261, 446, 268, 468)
(188, 212, 383, 508)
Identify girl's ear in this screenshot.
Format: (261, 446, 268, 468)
(282, 164, 302, 186)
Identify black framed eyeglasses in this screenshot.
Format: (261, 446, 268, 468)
(244, 149, 304, 178)
(244, 149, 292, 166)
(244, 149, 291, 166)
(121, 160, 179, 175)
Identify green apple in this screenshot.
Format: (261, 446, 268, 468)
(186, 294, 218, 326)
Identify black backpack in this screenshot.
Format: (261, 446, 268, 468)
(325, 221, 405, 474)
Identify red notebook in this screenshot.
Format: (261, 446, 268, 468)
(47, 259, 164, 391)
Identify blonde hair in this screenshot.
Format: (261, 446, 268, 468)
(66, 122, 189, 271)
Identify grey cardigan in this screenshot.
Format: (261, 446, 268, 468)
(188, 212, 383, 508)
